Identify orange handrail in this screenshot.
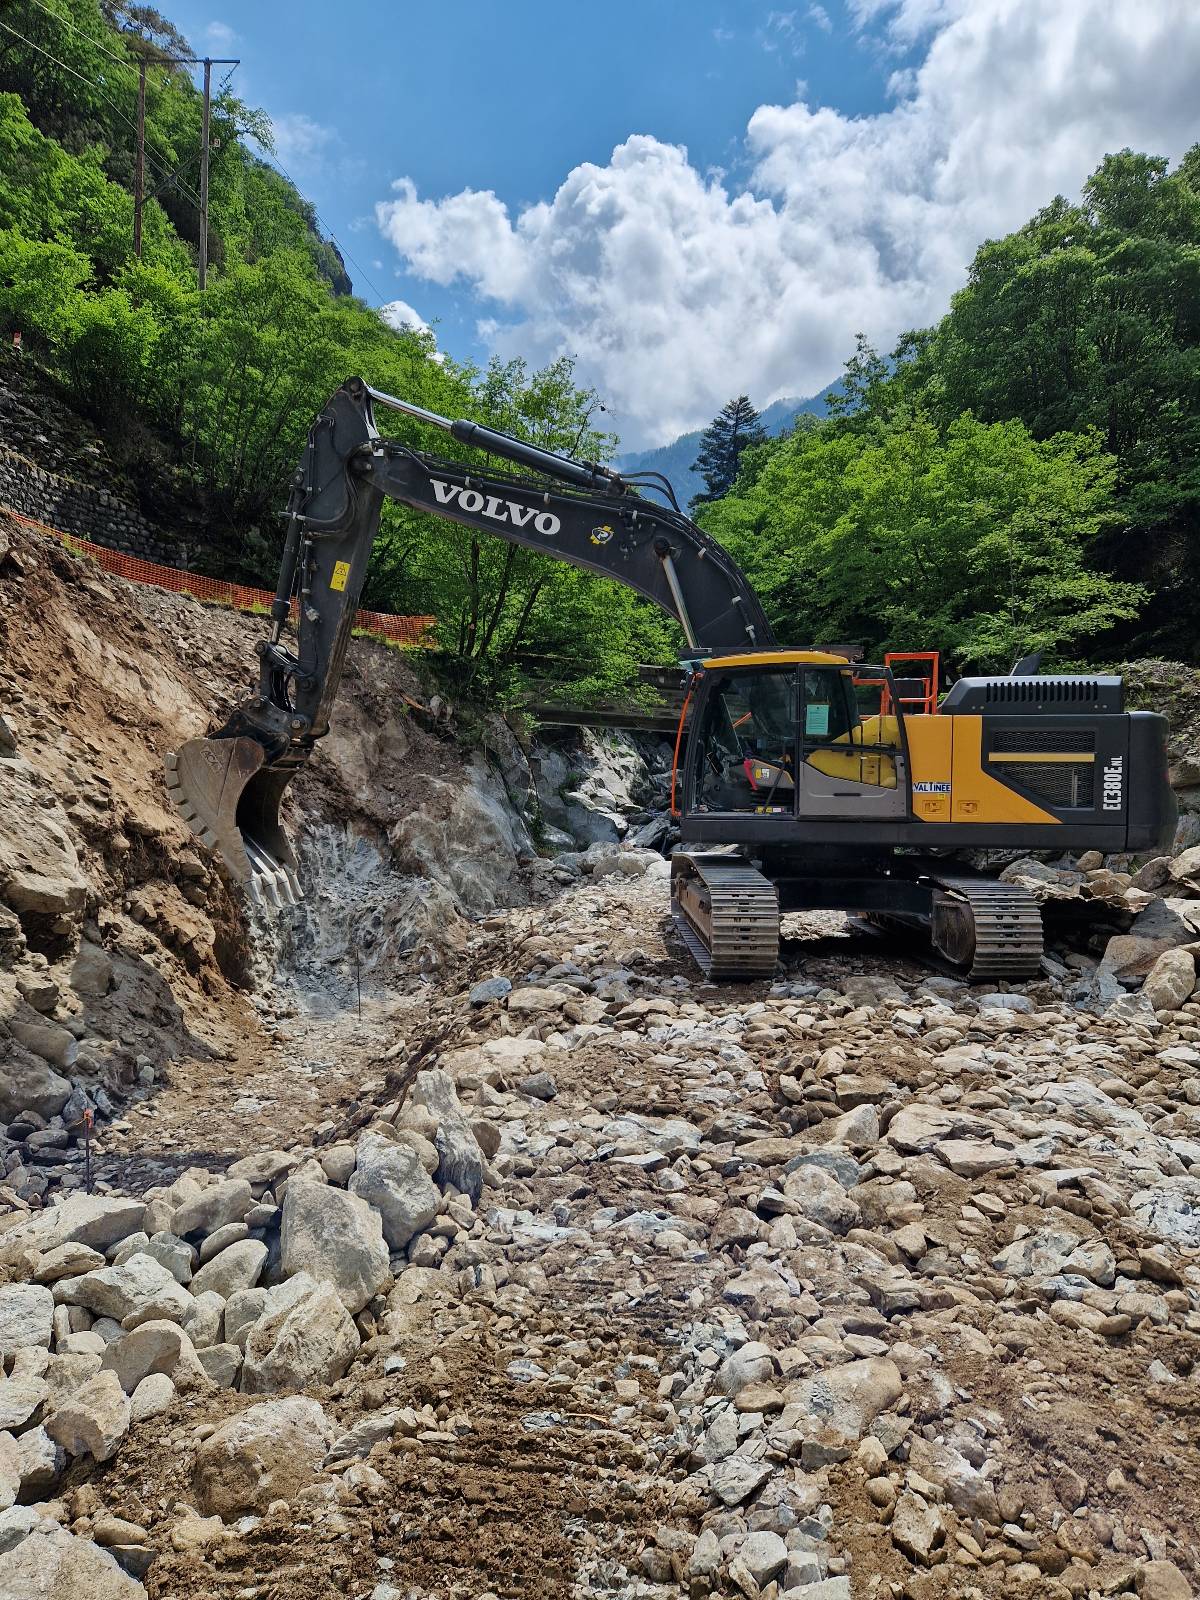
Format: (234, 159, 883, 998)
(670, 677, 698, 817)
(884, 650, 939, 714)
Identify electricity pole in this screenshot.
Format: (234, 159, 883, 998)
(133, 59, 146, 258)
(127, 52, 237, 285)
(198, 58, 212, 289)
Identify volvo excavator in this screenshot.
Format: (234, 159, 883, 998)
(166, 378, 1176, 982)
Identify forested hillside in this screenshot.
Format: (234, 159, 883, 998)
(701, 149, 1200, 671)
(0, 0, 672, 705)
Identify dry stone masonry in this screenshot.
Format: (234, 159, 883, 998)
(0, 445, 187, 569)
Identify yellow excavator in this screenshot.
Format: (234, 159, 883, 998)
(166, 380, 1176, 981)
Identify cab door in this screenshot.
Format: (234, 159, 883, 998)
(796, 666, 910, 820)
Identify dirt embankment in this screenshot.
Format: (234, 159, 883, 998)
(0, 512, 555, 1184)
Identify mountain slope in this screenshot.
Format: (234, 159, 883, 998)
(614, 382, 838, 508)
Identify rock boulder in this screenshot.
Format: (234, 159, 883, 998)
(192, 1397, 334, 1518)
(45, 1369, 129, 1462)
(0, 1527, 146, 1598)
(280, 1180, 389, 1313)
(240, 1273, 360, 1394)
(348, 1134, 440, 1252)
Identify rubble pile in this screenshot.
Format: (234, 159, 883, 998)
(0, 853, 1198, 1597)
(4, 513, 1200, 1597)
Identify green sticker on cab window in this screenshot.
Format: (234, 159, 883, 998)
(806, 703, 830, 736)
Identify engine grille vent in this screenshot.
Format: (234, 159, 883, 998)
(984, 678, 1105, 704)
(940, 674, 1123, 715)
(999, 761, 1095, 808)
(991, 729, 1096, 753)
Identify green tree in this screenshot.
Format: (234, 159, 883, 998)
(690, 395, 766, 509)
(700, 410, 1140, 672)
(924, 147, 1200, 650)
(100, 2, 193, 64)
(0, 0, 685, 701)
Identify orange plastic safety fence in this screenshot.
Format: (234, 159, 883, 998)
(3, 504, 434, 647)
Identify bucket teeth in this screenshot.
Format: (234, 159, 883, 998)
(242, 831, 301, 909)
(163, 735, 302, 911)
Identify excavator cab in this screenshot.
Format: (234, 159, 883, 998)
(679, 652, 910, 829)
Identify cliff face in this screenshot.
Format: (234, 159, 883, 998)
(0, 512, 260, 1134)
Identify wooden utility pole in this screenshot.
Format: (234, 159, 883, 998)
(198, 57, 212, 289)
(125, 51, 237, 281)
(133, 59, 146, 258)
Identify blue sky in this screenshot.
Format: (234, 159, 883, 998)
(166, 2, 897, 364)
(164, 1, 1198, 448)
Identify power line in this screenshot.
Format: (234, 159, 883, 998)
(8, 8, 371, 307)
(0, 17, 200, 204)
(11, 6, 238, 216)
(26, 0, 223, 83)
(313, 225, 389, 306)
(25, 0, 135, 69)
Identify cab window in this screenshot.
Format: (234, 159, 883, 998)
(694, 669, 797, 813)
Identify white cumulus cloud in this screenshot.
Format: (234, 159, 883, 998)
(269, 112, 336, 167)
(375, 0, 1199, 447)
(380, 300, 445, 362)
(204, 20, 236, 49)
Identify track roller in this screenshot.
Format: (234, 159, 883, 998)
(929, 873, 1044, 980)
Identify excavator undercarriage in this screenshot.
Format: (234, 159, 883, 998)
(670, 854, 1046, 982)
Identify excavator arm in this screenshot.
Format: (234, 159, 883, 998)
(165, 377, 774, 902)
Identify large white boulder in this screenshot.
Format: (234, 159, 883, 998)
(281, 1179, 388, 1312)
(348, 1133, 440, 1251)
(45, 1370, 130, 1462)
(170, 1178, 253, 1239)
(1142, 947, 1196, 1011)
(0, 1527, 146, 1598)
(189, 1239, 267, 1301)
(63, 1256, 191, 1326)
(99, 1321, 206, 1394)
(0, 1286, 52, 1358)
(780, 1358, 903, 1443)
(411, 1068, 484, 1202)
(240, 1273, 360, 1395)
(2, 1196, 146, 1257)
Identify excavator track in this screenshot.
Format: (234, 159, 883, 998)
(670, 853, 780, 980)
(927, 873, 1044, 981)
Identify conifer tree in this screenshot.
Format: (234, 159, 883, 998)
(690, 395, 766, 510)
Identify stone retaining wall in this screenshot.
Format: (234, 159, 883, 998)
(0, 444, 189, 568)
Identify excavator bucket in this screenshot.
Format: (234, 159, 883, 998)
(164, 736, 302, 908)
